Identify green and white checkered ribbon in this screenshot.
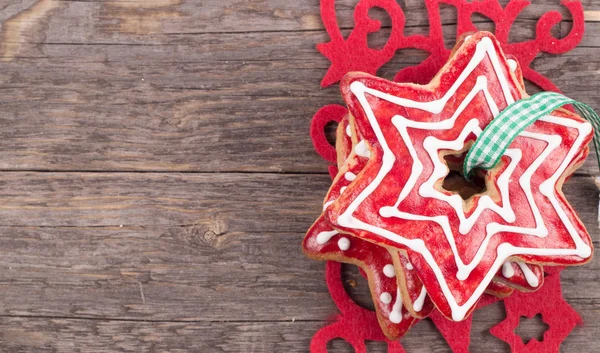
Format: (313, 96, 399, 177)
(464, 91, 600, 178)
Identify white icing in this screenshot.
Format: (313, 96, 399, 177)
(405, 262, 414, 270)
(323, 200, 334, 211)
(413, 287, 427, 312)
(345, 172, 357, 181)
(389, 287, 403, 323)
(380, 292, 392, 304)
(338, 237, 350, 251)
(507, 59, 518, 73)
(346, 124, 352, 137)
(355, 140, 371, 158)
(517, 261, 539, 287)
(383, 264, 395, 278)
(340, 186, 347, 194)
(337, 36, 593, 321)
(502, 262, 515, 278)
(317, 230, 338, 245)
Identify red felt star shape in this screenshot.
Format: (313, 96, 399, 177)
(490, 269, 582, 352)
(324, 32, 593, 321)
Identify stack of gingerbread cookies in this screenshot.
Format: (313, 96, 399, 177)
(303, 32, 594, 339)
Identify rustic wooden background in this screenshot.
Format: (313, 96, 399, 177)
(0, 0, 597, 352)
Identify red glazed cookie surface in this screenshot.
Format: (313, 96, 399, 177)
(324, 32, 594, 321)
(305, 113, 544, 337)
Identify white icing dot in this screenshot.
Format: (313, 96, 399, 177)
(507, 59, 518, 73)
(380, 292, 392, 304)
(355, 140, 371, 158)
(322, 200, 334, 211)
(405, 262, 414, 270)
(413, 287, 427, 312)
(340, 186, 347, 194)
(337, 237, 350, 251)
(383, 264, 395, 278)
(346, 125, 352, 137)
(344, 172, 356, 182)
(517, 262, 539, 287)
(502, 262, 515, 278)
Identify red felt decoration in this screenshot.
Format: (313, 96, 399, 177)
(317, 0, 584, 93)
(309, 262, 407, 353)
(308, 0, 587, 351)
(311, 262, 504, 352)
(490, 269, 583, 352)
(310, 104, 347, 164)
(428, 295, 502, 353)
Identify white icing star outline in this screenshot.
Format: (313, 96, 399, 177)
(336, 36, 592, 320)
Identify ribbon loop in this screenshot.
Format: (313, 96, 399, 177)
(464, 92, 600, 178)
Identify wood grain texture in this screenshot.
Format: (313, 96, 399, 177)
(0, 0, 597, 351)
(0, 21, 590, 173)
(0, 301, 598, 353)
(0, 174, 593, 340)
(0, 0, 573, 40)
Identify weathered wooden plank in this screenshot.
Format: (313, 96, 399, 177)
(1, 24, 597, 174)
(0, 173, 332, 230)
(0, 226, 333, 322)
(0, 172, 592, 233)
(0, 305, 599, 353)
(0, 0, 584, 44)
(0, 173, 593, 323)
(563, 21, 600, 47)
(0, 317, 464, 353)
(0, 318, 319, 353)
(0, 172, 346, 321)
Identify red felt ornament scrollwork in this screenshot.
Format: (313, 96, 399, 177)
(308, 1, 586, 352)
(318, 0, 584, 92)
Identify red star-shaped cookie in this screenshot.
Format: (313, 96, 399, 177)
(329, 115, 540, 301)
(324, 32, 594, 321)
(305, 111, 542, 337)
(332, 112, 542, 307)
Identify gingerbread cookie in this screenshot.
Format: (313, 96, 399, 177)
(323, 32, 593, 321)
(340, 115, 544, 297)
(306, 112, 538, 336)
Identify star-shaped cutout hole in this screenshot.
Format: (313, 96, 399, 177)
(490, 271, 582, 352)
(441, 152, 488, 200)
(515, 314, 550, 345)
